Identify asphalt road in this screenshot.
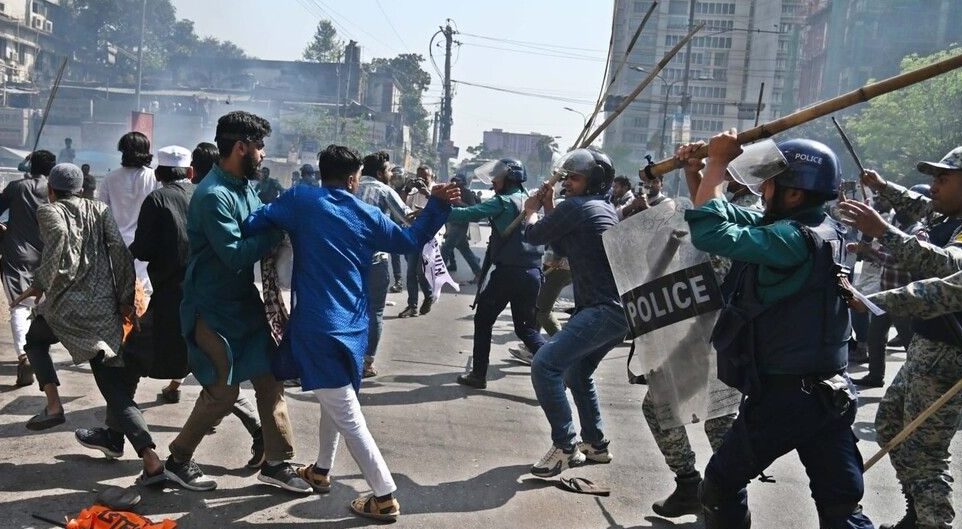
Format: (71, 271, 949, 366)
(0, 262, 959, 528)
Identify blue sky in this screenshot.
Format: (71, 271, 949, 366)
(169, 0, 612, 158)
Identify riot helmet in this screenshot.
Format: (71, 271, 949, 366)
(556, 148, 615, 196)
(909, 183, 932, 198)
(727, 138, 840, 200)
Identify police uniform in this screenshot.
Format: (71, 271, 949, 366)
(452, 160, 545, 387)
(685, 139, 873, 529)
(870, 161, 962, 529)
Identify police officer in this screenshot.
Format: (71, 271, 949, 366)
(451, 159, 545, 389)
(839, 146, 962, 529)
(685, 129, 873, 529)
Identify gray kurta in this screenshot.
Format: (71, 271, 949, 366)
(33, 197, 135, 364)
(0, 176, 47, 298)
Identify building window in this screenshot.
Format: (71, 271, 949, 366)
(668, 0, 688, 15)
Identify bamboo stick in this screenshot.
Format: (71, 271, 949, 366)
(645, 52, 962, 177)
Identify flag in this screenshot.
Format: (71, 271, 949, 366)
(422, 235, 459, 300)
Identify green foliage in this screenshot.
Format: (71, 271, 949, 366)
(846, 47, 962, 184)
(302, 20, 344, 63)
(369, 54, 434, 163)
(65, 0, 248, 84)
(283, 108, 376, 157)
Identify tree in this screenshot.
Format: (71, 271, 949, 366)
(846, 47, 962, 184)
(302, 20, 344, 63)
(535, 135, 559, 176)
(368, 54, 434, 163)
(283, 108, 374, 158)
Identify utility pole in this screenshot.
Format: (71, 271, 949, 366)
(438, 20, 455, 180)
(134, 0, 146, 112)
(677, 0, 697, 144)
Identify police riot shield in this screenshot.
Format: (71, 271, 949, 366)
(603, 201, 740, 429)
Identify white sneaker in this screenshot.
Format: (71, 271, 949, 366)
(508, 344, 534, 365)
(531, 444, 586, 477)
(577, 440, 613, 463)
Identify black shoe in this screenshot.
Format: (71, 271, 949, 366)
(887, 337, 909, 350)
(389, 281, 403, 293)
(15, 358, 33, 387)
(880, 490, 916, 529)
(258, 462, 312, 494)
(652, 472, 702, 518)
(75, 427, 124, 459)
(456, 373, 486, 389)
(164, 457, 217, 491)
(420, 297, 434, 315)
(398, 306, 418, 318)
(246, 431, 265, 469)
(160, 386, 181, 403)
(853, 375, 884, 388)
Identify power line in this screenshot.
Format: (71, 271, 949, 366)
(458, 31, 608, 53)
(373, 0, 411, 50)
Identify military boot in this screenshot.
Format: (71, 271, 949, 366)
(880, 492, 916, 529)
(652, 471, 702, 518)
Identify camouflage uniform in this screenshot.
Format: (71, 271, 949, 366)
(870, 180, 962, 529)
(643, 191, 758, 477)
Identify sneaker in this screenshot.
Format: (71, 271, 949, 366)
(419, 297, 434, 315)
(577, 439, 612, 463)
(350, 494, 400, 522)
(75, 427, 124, 459)
(389, 280, 403, 293)
(508, 344, 534, 365)
(531, 444, 586, 477)
(853, 375, 884, 389)
(456, 373, 486, 389)
(15, 357, 33, 387)
(258, 462, 312, 494)
(164, 457, 217, 491)
(283, 378, 301, 388)
(398, 306, 418, 318)
(160, 386, 180, 404)
(246, 431, 265, 469)
(295, 463, 332, 493)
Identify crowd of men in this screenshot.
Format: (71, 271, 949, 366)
(1, 108, 961, 528)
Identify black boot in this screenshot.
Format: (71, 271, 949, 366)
(652, 471, 702, 518)
(880, 491, 916, 529)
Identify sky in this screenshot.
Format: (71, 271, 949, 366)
(169, 0, 613, 159)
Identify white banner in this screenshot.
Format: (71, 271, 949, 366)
(422, 236, 460, 300)
(603, 201, 740, 429)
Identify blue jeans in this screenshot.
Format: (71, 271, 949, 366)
(390, 253, 402, 283)
(702, 377, 873, 529)
(531, 303, 628, 449)
(366, 258, 391, 360)
(405, 251, 432, 308)
(471, 266, 545, 378)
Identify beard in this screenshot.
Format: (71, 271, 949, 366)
(242, 150, 261, 180)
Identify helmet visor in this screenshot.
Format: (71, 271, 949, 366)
(726, 139, 789, 196)
(553, 149, 597, 180)
(472, 159, 511, 185)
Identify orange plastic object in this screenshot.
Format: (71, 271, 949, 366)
(65, 505, 177, 529)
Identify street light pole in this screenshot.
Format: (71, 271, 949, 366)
(134, 0, 146, 112)
(562, 106, 588, 131)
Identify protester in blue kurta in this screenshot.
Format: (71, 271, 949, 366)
(243, 144, 460, 523)
(163, 111, 309, 495)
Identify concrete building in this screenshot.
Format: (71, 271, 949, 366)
(481, 128, 556, 177)
(602, 0, 806, 173)
(798, 0, 961, 107)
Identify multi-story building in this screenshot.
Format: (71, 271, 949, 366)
(602, 0, 806, 174)
(798, 0, 961, 107)
(481, 128, 556, 177)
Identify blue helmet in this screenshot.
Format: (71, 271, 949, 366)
(497, 158, 527, 183)
(774, 139, 841, 199)
(909, 183, 931, 198)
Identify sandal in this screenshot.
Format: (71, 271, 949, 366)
(557, 477, 611, 496)
(26, 407, 65, 431)
(96, 485, 142, 509)
(349, 494, 400, 522)
(295, 464, 331, 493)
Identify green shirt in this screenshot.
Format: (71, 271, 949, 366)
(448, 188, 527, 234)
(684, 198, 816, 305)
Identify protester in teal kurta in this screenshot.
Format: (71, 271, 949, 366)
(162, 111, 310, 495)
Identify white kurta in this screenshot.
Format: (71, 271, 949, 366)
(98, 165, 159, 292)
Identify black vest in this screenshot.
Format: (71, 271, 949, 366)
(911, 217, 962, 345)
(711, 214, 851, 394)
(488, 193, 544, 269)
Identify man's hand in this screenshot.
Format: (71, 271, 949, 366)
(430, 182, 461, 205)
(845, 241, 874, 258)
(675, 142, 707, 176)
(706, 128, 742, 167)
(538, 182, 555, 208)
(121, 305, 141, 333)
(837, 274, 867, 313)
(860, 169, 887, 192)
(10, 286, 41, 307)
(837, 199, 892, 239)
(523, 193, 542, 214)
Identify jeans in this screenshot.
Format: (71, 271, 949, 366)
(441, 223, 482, 275)
(390, 253, 402, 284)
(24, 315, 60, 390)
(535, 267, 572, 336)
(472, 266, 546, 379)
(531, 303, 628, 448)
(366, 259, 391, 360)
(851, 309, 869, 344)
(702, 377, 873, 528)
(405, 251, 432, 308)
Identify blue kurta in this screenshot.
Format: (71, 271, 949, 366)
(243, 185, 450, 391)
(180, 165, 282, 385)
